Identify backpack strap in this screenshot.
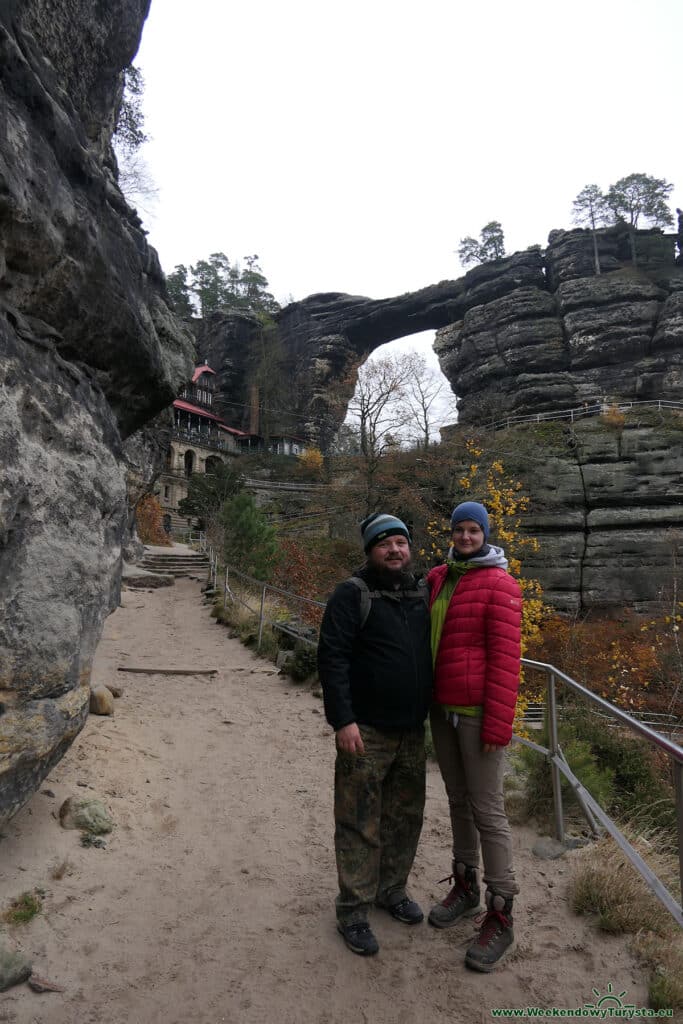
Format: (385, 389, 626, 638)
(346, 576, 429, 629)
(346, 577, 372, 629)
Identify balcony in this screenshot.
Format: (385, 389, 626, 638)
(171, 427, 237, 454)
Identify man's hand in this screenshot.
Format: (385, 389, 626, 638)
(336, 723, 365, 755)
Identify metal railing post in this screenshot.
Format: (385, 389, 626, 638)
(547, 670, 565, 842)
(674, 757, 683, 909)
(257, 585, 267, 650)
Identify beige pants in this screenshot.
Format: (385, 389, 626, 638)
(430, 707, 518, 898)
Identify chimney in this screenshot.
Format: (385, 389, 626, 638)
(249, 385, 260, 434)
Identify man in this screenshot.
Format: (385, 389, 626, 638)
(317, 512, 432, 956)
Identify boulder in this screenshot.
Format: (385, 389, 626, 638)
(89, 686, 115, 716)
(59, 796, 113, 834)
(0, 944, 32, 992)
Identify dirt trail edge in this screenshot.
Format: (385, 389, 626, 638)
(0, 581, 649, 1024)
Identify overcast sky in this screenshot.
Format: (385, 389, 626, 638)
(135, 0, 681, 373)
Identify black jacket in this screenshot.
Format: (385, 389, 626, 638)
(317, 565, 432, 732)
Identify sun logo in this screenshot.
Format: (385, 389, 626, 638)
(584, 982, 636, 1013)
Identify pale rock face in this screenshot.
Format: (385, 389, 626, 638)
(506, 419, 683, 612)
(0, 3, 194, 825)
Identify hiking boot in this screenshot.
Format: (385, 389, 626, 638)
(337, 920, 380, 956)
(382, 896, 424, 925)
(465, 891, 514, 972)
(428, 863, 480, 928)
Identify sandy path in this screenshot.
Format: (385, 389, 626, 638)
(0, 580, 649, 1024)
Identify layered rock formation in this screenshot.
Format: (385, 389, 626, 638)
(196, 311, 264, 432)
(0, 2, 193, 824)
(200, 229, 681, 612)
(437, 229, 681, 425)
(486, 414, 683, 612)
(269, 225, 680, 447)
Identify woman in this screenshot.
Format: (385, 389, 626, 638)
(427, 501, 522, 972)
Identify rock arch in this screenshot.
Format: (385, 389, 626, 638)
(273, 228, 681, 448)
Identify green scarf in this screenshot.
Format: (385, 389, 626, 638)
(430, 560, 474, 667)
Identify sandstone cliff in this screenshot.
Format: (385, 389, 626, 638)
(479, 413, 683, 613)
(270, 226, 681, 446)
(200, 229, 681, 614)
(0, 2, 193, 825)
(437, 229, 681, 425)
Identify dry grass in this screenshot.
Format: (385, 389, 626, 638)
(635, 931, 683, 1011)
(211, 590, 283, 662)
(570, 832, 682, 1011)
(570, 831, 678, 935)
(50, 857, 74, 880)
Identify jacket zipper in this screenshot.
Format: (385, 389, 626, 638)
(401, 598, 420, 726)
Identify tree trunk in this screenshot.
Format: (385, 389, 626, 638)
(629, 228, 637, 266)
(591, 229, 601, 275)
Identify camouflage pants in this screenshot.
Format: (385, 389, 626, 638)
(334, 724, 426, 924)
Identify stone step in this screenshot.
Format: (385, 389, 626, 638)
(141, 556, 209, 564)
(141, 564, 209, 571)
(139, 567, 209, 578)
(140, 554, 210, 577)
(141, 553, 208, 561)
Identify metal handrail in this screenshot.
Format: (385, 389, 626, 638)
(489, 399, 683, 433)
(520, 658, 683, 929)
(221, 564, 325, 651)
(522, 659, 683, 762)
(242, 478, 327, 491)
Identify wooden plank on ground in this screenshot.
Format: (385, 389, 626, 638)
(117, 667, 218, 676)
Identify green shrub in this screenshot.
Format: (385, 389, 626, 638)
(513, 704, 675, 838)
(3, 891, 42, 924)
(564, 708, 676, 833)
(647, 942, 683, 1012)
(517, 731, 614, 821)
(287, 644, 318, 683)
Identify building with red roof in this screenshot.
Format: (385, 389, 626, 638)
(158, 363, 309, 534)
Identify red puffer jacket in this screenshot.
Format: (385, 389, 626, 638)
(427, 563, 522, 746)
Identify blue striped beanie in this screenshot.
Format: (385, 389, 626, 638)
(360, 512, 411, 552)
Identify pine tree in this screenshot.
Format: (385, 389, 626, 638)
(220, 492, 278, 580)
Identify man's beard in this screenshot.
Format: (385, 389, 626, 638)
(375, 561, 411, 586)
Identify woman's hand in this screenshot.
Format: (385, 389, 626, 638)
(482, 743, 502, 754)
